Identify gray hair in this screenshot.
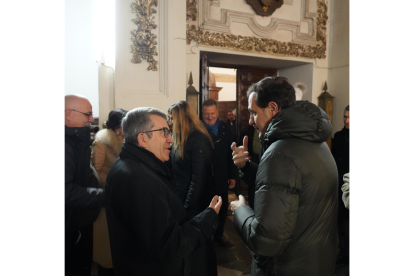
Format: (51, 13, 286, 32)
(122, 107, 168, 146)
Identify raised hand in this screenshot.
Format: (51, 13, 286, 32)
(231, 135, 250, 169)
(209, 195, 222, 215)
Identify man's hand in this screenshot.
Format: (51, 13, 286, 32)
(231, 136, 250, 169)
(230, 195, 247, 214)
(228, 179, 236, 187)
(209, 195, 222, 215)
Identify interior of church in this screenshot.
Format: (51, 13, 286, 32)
(65, 0, 349, 275)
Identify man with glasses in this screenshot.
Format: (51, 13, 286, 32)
(65, 95, 105, 275)
(230, 77, 338, 276)
(202, 99, 236, 249)
(105, 107, 222, 276)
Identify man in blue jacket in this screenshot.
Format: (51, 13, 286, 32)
(202, 99, 236, 249)
(230, 77, 338, 276)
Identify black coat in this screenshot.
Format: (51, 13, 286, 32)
(105, 143, 219, 276)
(235, 101, 338, 276)
(65, 126, 104, 253)
(204, 121, 235, 193)
(168, 130, 217, 276)
(331, 127, 349, 218)
(168, 130, 215, 219)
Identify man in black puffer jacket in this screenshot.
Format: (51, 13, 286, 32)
(230, 77, 338, 276)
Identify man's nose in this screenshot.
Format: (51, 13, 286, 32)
(89, 115, 94, 123)
(249, 115, 254, 125)
(166, 135, 173, 143)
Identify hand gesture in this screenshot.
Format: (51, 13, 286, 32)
(231, 136, 250, 169)
(230, 195, 247, 214)
(209, 195, 222, 215)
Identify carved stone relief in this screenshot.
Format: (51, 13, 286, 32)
(131, 0, 159, 71)
(186, 0, 328, 59)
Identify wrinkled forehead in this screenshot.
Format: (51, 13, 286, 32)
(150, 114, 168, 128)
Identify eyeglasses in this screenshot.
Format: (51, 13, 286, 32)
(144, 127, 172, 138)
(71, 109, 93, 119)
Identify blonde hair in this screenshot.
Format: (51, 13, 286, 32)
(168, 101, 213, 158)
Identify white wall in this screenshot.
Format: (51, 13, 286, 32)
(65, 0, 99, 116)
(279, 63, 314, 102)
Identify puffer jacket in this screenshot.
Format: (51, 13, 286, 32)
(168, 130, 215, 220)
(234, 101, 338, 276)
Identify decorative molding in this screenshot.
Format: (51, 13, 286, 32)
(187, 0, 197, 21)
(187, 0, 328, 59)
(245, 0, 283, 16)
(131, 0, 158, 71)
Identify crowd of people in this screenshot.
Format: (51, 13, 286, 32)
(65, 76, 350, 276)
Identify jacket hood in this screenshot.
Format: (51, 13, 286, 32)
(263, 101, 331, 145)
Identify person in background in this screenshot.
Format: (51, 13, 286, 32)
(167, 101, 217, 276)
(230, 77, 338, 276)
(105, 107, 222, 276)
(65, 95, 105, 275)
(202, 99, 236, 249)
(91, 108, 128, 276)
(331, 105, 350, 266)
(227, 109, 237, 144)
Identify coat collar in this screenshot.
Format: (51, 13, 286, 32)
(65, 125, 90, 142)
(120, 143, 171, 180)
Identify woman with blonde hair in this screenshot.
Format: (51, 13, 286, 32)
(167, 101, 217, 276)
(91, 108, 128, 276)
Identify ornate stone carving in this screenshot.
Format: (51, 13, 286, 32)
(245, 0, 283, 16)
(131, 0, 158, 71)
(187, 0, 197, 21)
(187, 0, 328, 59)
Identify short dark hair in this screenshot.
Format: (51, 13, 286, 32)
(106, 108, 128, 131)
(345, 105, 349, 112)
(202, 99, 217, 108)
(246, 76, 296, 110)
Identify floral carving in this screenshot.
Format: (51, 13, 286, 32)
(131, 0, 158, 71)
(187, 0, 197, 21)
(186, 0, 328, 59)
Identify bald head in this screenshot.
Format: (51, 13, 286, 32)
(65, 95, 94, 127)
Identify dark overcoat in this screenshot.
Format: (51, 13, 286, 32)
(168, 130, 217, 276)
(235, 101, 338, 276)
(105, 143, 218, 276)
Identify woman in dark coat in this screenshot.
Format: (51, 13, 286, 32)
(167, 101, 217, 276)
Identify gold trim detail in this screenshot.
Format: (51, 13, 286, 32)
(131, 0, 158, 71)
(186, 0, 197, 21)
(187, 0, 328, 59)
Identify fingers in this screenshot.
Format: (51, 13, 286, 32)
(230, 142, 237, 151)
(214, 196, 222, 214)
(243, 135, 248, 150)
(238, 194, 244, 201)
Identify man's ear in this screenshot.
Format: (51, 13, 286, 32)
(137, 133, 147, 148)
(65, 109, 72, 121)
(268, 101, 279, 117)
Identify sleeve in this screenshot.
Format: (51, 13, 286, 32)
(234, 154, 300, 257)
(117, 174, 219, 263)
(65, 144, 104, 209)
(184, 136, 213, 219)
(239, 160, 258, 186)
(226, 124, 236, 180)
(91, 141, 107, 184)
(341, 173, 349, 209)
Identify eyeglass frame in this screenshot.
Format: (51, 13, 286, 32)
(143, 127, 172, 138)
(71, 109, 93, 119)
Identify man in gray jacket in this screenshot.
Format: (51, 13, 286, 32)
(230, 77, 338, 276)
